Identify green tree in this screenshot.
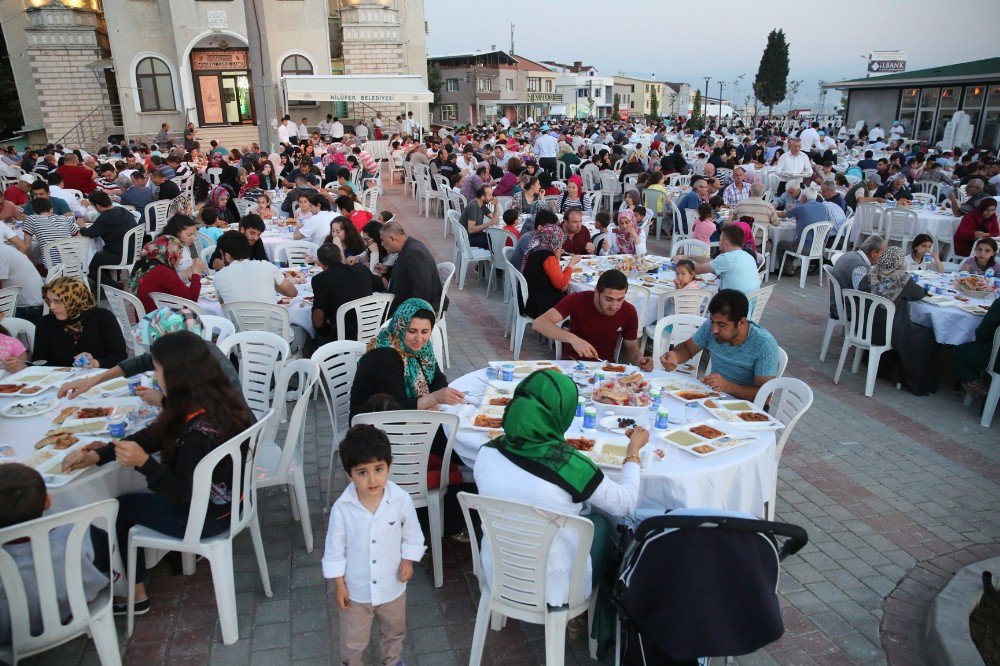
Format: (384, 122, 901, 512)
(427, 63, 442, 111)
(613, 92, 620, 112)
(688, 89, 704, 130)
(0, 38, 24, 139)
(648, 88, 659, 121)
(753, 28, 789, 117)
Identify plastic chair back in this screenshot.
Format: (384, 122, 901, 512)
(102, 286, 145, 356)
(796, 221, 834, 258)
(311, 340, 366, 442)
(1, 317, 35, 353)
(150, 292, 204, 316)
(747, 284, 776, 323)
(143, 200, 172, 235)
(673, 239, 710, 258)
(335, 293, 393, 344)
(0, 286, 21, 318)
(436, 261, 455, 317)
(260, 359, 320, 480)
(0, 499, 118, 664)
(222, 301, 293, 343)
(198, 314, 236, 345)
(651, 314, 706, 371)
(41, 238, 88, 279)
(218, 331, 290, 417)
(841, 289, 895, 351)
(665, 289, 711, 317)
(275, 240, 318, 267)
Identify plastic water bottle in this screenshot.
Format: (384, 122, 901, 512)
(924, 253, 933, 269)
(986, 268, 995, 280)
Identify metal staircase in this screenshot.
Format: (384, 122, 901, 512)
(53, 104, 124, 151)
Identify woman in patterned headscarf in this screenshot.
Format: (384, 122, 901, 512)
(474, 369, 648, 651)
(349, 298, 464, 418)
(522, 224, 580, 318)
(859, 246, 937, 395)
(32, 276, 126, 368)
(130, 235, 204, 313)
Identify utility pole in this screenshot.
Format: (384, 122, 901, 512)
(703, 76, 711, 123)
(509, 23, 515, 57)
(244, 0, 279, 152)
(718, 80, 725, 125)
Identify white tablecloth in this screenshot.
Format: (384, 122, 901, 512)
(767, 222, 798, 268)
(908, 271, 992, 345)
(0, 388, 151, 514)
(198, 270, 316, 337)
(850, 208, 959, 246)
(447, 363, 776, 517)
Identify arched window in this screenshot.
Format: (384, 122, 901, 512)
(281, 55, 314, 77)
(136, 57, 176, 112)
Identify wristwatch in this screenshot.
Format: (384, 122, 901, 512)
(623, 454, 641, 465)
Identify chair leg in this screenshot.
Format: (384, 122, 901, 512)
(89, 610, 122, 666)
(458, 258, 468, 291)
(819, 320, 836, 362)
(865, 349, 882, 397)
(852, 345, 863, 374)
(513, 319, 525, 360)
(126, 536, 138, 637)
(833, 340, 850, 385)
(428, 492, 443, 587)
(799, 258, 807, 289)
(181, 552, 196, 575)
(291, 471, 314, 552)
(981, 382, 1000, 427)
(587, 593, 599, 660)
(543, 608, 569, 666)
(249, 513, 273, 597)
(777, 254, 787, 281)
(469, 594, 492, 666)
(439, 318, 451, 368)
(207, 543, 241, 645)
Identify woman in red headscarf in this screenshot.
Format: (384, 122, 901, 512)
(558, 175, 591, 215)
(239, 173, 263, 200)
(954, 197, 998, 257)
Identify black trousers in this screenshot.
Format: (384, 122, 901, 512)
(539, 157, 558, 176)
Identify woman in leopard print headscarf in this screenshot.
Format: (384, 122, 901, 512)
(31, 276, 128, 369)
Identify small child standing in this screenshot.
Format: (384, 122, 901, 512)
(691, 202, 718, 244)
(501, 209, 521, 246)
(323, 424, 425, 666)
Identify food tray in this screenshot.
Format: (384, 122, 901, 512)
(659, 420, 753, 457)
(0, 366, 77, 397)
(701, 399, 783, 429)
(460, 405, 506, 433)
(958, 303, 990, 316)
(488, 360, 562, 377)
(479, 384, 514, 408)
(923, 294, 958, 307)
(26, 437, 110, 488)
(59, 404, 122, 428)
(0, 395, 59, 418)
(665, 388, 722, 403)
(579, 441, 630, 469)
(82, 377, 130, 399)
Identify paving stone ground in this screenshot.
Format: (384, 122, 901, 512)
(27, 182, 1000, 665)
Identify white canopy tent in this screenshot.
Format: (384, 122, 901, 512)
(281, 74, 432, 137)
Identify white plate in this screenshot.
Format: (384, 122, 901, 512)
(700, 399, 783, 429)
(579, 440, 630, 469)
(598, 414, 643, 434)
(31, 437, 109, 487)
(660, 420, 753, 457)
(1, 395, 59, 418)
(459, 405, 506, 433)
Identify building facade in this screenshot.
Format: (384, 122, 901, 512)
(1, 0, 427, 147)
(428, 50, 559, 126)
(824, 58, 1000, 149)
(613, 75, 665, 120)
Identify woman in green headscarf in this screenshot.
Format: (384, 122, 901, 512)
(349, 297, 465, 418)
(474, 369, 647, 653)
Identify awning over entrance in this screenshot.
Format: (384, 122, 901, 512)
(282, 75, 433, 104)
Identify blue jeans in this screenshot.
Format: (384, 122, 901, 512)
(116, 492, 229, 583)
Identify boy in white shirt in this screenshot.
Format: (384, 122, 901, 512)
(323, 424, 425, 666)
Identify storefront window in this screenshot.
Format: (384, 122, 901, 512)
(962, 85, 986, 136)
(980, 86, 1000, 149)
(136, 57, 176, 112)
(934, 87, 960, 143)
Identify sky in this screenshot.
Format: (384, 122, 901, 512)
(424, 0, 1000, 110)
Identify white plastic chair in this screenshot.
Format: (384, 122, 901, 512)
(62, 188, 84, 208)
(102, 286, 145, 357)
(2, 317, 35, 354)
(599, 170, 621, 214)
(584, 191, 600, 216)
(834, 289, 895, 397)
(150, 292, 204, 316)
(198, 314, 236, 345)
(883, 207, 918, 250)
(435, 262, 456, 367)
(93, 224, 144, 303)
(669, 201, 689, 254)
(458, 492, 594, 666)
(820, 264, 845, 362)
(777, 221, 834, 289)
(41, 238, 89, 280)
(200, 245, 217, 265)
(752, 378, 814, 520)
(0, 286, 21, 317)
(484, 226, 516, 299)
(256, 358, 320, 551)
(143, 200, 172, 236)
(0, 500, 120, 665)
(218, 331, 290, 417)
(508, 264, 535, 360)
(334, 293, 393, 344)
(127, 413, 275, 645)
(747, 284, 776, 324)
(194, 231, 215, 256)
(613, 284, 650, 360)
(361, 187, 379, 213)
(205, 167, 222, 186)
(976, 327, 1000, 428)
(672, 238, 711, 258)
(275, 240, 318, 267)
(311, 340, 367, 509)
(650, 314, 707, 376)
(641, 291, 711, 354)
(223, 301, 294, 345)
(449, 216, 491, 291)
(352, 410, 460, 588)
(854, 203, 884, 245)
(824, 218, 854, 261)
(752, 222, 772, 280)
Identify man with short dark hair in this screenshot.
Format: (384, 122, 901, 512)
(23, 181, 71, 216)
(532, 269, 653, 369)
(457, 185, 499, 249)
(150, 167, 180, 201)
(55, 152, 97, 194)
(23, 197, 79, 264)
(310, 242, 383, 344)
(676, 225, 761, 294)
(80, 190, 139, 280)
(210, 214, 269, 268)
(660, 289, 779, 400)
(119, 169, 155, 216)
(212, 230, 296, 305)
(561, 208, 595, 255)
(379, 221, 442, 314)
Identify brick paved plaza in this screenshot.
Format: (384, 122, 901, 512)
(28, 183, 1000, 666)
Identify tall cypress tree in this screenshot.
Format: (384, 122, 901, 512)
(753, 29, 790, 117)
(0, 38, 24, 139)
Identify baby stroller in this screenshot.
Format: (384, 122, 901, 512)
(615, 509, 808, 665)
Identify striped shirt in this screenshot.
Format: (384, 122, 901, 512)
(23, 213, 79, 263)
(731, 197, 780, 227)
(358, 150, 377, 175)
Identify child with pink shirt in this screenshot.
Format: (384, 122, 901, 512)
(691, 202, 717, 244)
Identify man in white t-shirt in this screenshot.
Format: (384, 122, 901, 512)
(297, 118, 310, 141)
(0, 242, 44, 320)
(318, 115, 334, 139)
(294, 192, 335, 246)
(330, 117, 345, 142)
(277, 116, 296, 146)
(867, 123, 885, 143)
(213, 230, 297, 305)
(798, 122, 820, 155)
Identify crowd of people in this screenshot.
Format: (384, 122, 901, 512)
(1, 105, 999, 665)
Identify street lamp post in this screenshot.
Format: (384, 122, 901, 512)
(703, 76, 711, 123)
(718, 80, 725, 125)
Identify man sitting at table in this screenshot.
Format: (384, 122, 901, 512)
(775, 188, 830, 276)
(531, 269, 653, 370)
(210, 213, 268, 269)
(309, 242, 383, 349)
(674, 225, 761, 295)
(730, 182, 780, 227)
(830, 235, 886, 317)
(79, 190, 140, 281)
(457, 184, 500, 249)
(773, 179, 802, 212)
(872, 174, 913, 203)
(212, 230, 296, 306)
(660, 289, 778, 400)
(948, 178, 989, 217)
(561, 208, 595, 255)
(22, 180, 72, 217)
(379, 220, 443, 315)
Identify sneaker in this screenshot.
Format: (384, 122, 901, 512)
(113, 598, 150, 616)
(963, 379, 989, 397)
